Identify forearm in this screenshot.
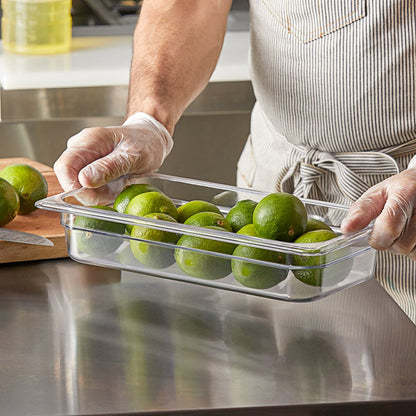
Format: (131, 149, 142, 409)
(126, 0, 232, 134)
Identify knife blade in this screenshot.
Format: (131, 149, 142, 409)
(0, 228, 54, 246)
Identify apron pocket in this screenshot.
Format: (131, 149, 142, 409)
(261, 0, 367, 44)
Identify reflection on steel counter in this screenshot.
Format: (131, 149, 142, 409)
(1, 258, 416, 415)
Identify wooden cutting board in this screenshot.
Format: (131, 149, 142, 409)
(0, 157, 68, 263)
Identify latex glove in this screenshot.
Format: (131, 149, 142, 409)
(54, 112, 173, 191)
(341, 167, 416, 260)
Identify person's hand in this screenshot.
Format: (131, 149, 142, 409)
(341, 167, 416, 259)
(54, 112, 173, 191)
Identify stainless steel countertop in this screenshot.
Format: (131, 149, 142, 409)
(1, 258, 416, 416)
(0, 81, 255, 122)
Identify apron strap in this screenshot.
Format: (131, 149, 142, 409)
(280, 139, 416, 203)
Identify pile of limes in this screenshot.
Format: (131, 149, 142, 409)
(76, 182, 351, 289)
(0, 164, 48, 226)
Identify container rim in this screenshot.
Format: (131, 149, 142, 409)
(37, 172, 373, 256)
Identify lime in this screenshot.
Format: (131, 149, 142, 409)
(305, 217, 333, 233)
(294, 229, 338, 245)
(130, 213, 180, 269)
(0, 177, 20, 226)
(116, 243, 142, 267)
(177, 200, 221, 223)
(231, 224, 288, 289)
(292, 230, 352, 287)
(253, 192, 307, 242)
(175, 226, 237, 280)
(124, 191, 178, 233)
(184, 211, 232, 231)
(226, 199, 257, 232)
(0, 164, 48, 214)
(74, 205, 126, 256)
(113, 183, 162, 213)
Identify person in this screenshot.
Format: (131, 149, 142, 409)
(54, 1, 416, 320)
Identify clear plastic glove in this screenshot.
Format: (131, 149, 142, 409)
(341, 167, 416, 260)
(54, 112, 173, 191)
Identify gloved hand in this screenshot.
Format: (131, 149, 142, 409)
(54, 112, 174, 191)
(341, 167, 416, 260)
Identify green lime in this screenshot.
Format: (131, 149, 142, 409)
(125, 191, 178, 233)
(231, 224, 288, 289)
(115, 243, 142, 267)
(226, 199, 257, 232)
(253, 192, 307, 242)
(292, 230, 352, 287)
(0, 164, 48, 214)
(177, 200, 221, 223)
(175, 226, 237, 280)
(305, 217, 333, 233)
(184, 211, 232, 231)
(113, 183, 162, 213)
(0, 177, 20, 226)
(130, 213, 180, 269)
(74, 205, 126, 256)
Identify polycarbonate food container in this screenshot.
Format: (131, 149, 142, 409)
(36, 173, 376, 302)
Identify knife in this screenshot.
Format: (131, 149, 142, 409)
(0, 228, 54, 246)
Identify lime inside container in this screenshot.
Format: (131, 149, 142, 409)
(35, 173, 377, 303)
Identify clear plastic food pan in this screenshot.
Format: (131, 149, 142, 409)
(36, 173, 376, 302)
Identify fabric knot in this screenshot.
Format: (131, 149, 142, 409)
(279, 142, 414, 204)
(298, 162, 327, 188)
(300, 148, 332, 186)
(303, 148, 323, 165)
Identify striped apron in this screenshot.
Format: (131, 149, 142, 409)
(237, 1, 416, 321)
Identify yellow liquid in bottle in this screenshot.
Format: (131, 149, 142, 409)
(1, 0, 72, 54)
